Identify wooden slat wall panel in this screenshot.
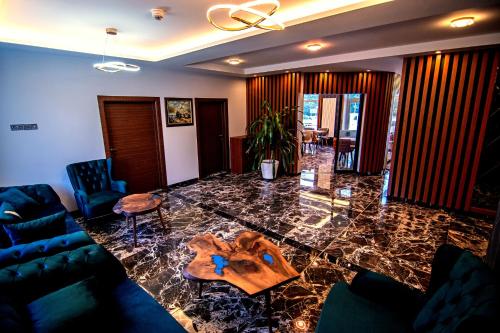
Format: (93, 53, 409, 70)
(388, 48, 500, 211)
(246, 73, 304, 173)
(303, 72, 394, 174)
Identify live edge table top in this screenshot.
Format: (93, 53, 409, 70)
(184, 231, 300, 296)
(113, 193, 161, 216)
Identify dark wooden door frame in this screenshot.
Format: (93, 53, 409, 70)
(194, 98, 230, 178)
(97, 95, 167, 189)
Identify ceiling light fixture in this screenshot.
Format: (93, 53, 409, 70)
(93, 28, 140, 73)
(227, 58, 243, 65)
(366, 69, 372, 72)
(151, 8, 166, 21)
(306, 43, 322, 51)
(435, 50, 441, 54)
(450, 17, 475, 28)
(207, 0, 284, 31)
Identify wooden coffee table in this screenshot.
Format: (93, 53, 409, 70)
(113, 193, 166, 247)
(183, 231, 300, 332)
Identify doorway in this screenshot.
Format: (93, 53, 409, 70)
(98, 96, 167, 193)
(195, 98, 229, 178)
(300, 93, 365, 173)
(333, 94, 364, 173)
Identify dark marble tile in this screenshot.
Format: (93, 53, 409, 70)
(76, 146, 493, 331)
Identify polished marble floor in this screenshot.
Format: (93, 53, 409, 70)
(79, 146, 493, 332)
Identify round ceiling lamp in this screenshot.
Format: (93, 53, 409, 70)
(227, 58, 243, 65)
(207, 0, 284, 31)
(450, 17, 475, 28)
(306, 43, 323, 51)
(93, 28, 141, 73)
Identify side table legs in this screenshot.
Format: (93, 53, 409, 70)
(157, 208, 167, 231)
(132, 216, 137, 247)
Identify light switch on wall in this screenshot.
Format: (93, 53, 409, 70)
(10, 124, 38, 131)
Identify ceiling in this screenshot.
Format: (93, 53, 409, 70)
(1, 0, 499, 76)
(190, 6, 500, 73)
(0, 0, 391, 61)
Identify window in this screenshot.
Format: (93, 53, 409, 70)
(303, 94, 319, 130)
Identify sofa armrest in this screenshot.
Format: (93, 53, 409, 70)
(111, 180, 127, 194)
(0, 231, 94, 268)
(0, 244, 126, 303)
(350, 270, 425, 319)
(75, 190, 89, 204)
(427, 244, 465, 296)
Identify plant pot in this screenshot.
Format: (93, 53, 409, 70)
(261, 159, 279, 180)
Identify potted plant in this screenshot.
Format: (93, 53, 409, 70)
(246, 101, 299, 180)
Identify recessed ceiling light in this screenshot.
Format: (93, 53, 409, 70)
(306, 43, 323, 51)
(450, 17, 474, 28)
(285, 70, 289, 73)
(325, 70, 330, 72)
(366, 69, 371, 72)
(435, 50, 441, 54)
(227, 58, 242, 65)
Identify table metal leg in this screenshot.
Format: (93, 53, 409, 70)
(198, 281, 204, 298)
(265, 290, 272, 333)
(157, 208, 167, 231)
(132, 216, 137, 247)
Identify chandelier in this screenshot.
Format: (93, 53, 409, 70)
(93, 28, 140, 73)
(207, 0, 284, 31)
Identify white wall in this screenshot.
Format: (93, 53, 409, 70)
(0, 47, 246, 210)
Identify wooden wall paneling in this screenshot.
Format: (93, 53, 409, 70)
(415, 55, 441, 202)
(464, 50, 499, 210)
(456, 52, 488, 209)
(422, 54, 449, 203)
(430, 54, 459, 206)
(448, 52, 477, 208)
(389, 48, 499, 211)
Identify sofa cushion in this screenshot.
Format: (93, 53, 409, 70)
(0, 189, 40, 217)
(28, 277, 102, 333)
(2, 211, 66, 246)
(0, 185, 61, 208)
(315, 282, 413, 333)
(0, 202, 22, 223)
(0, 295, 27, 333)
(413, 251, 499, 332)
(109, 279, 186, 333)
(0, 231, 94, 268)
(0, 244, 126, 303)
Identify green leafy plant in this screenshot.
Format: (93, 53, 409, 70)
(246, 101, 301, 175)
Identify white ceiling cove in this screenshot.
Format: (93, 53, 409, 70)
(0, 0, 391, 61)
(0, 0, 499, 75)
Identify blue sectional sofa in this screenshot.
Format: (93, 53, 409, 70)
(315, 244, 499, 333)
(0, 184, 185, 333)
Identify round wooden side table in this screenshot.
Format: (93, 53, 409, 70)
(113, 193, 166, 247)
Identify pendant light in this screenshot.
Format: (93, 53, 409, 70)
(93, 28, 140, 73)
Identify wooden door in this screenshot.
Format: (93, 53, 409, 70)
(98, 96, 167, 193)
(195, 98, 229, 178)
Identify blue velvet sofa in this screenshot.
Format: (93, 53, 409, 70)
(0, 184, 82, 248)
(0, 184, 185, 333)
(66, 158, 127, 219)
(316, 244, 499, 333)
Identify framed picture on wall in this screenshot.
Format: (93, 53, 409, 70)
(165, 98, 194, 127)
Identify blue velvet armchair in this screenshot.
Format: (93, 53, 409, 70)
(66, 158, 127, 219)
